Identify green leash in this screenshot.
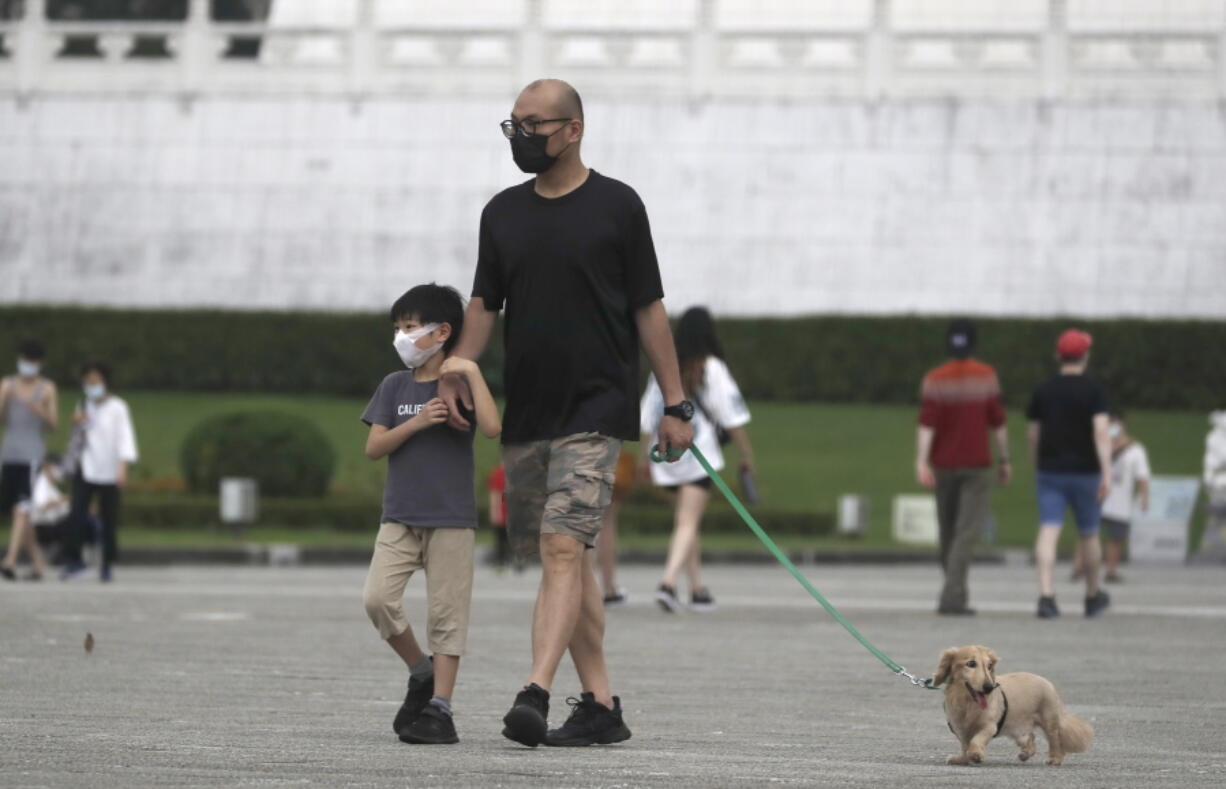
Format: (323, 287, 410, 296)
(650, 443, 940, 691)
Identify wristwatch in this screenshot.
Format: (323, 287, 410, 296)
(663, 400, 695, 422)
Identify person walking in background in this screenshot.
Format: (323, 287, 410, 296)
(1, 340, 59, 539)
(486, 463, 517, 571)
(1027, 329, 1112, 619)
(59, 361, 138, 583)
(642, 307, 753, 614)
(1071, 412, 1149, 583)
(1201, 411, 1226, 556)
(915, 319, 1011, 616)
(596, 450, 636, 607)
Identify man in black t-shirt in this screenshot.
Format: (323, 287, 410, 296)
(440, 79, 694, 748)
(1026, 329, 1113, 620)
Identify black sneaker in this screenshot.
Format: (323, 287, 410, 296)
(1085, 590, 1111, 618)
(654, 584, 682, 613)
(544, 692, 632, 747)
(502, 683, 550, 747)
(0, 565, 15, 581)
(399, 702, 459, 745)
(392, 666, 434, 734)
(602, 587, 628, 607)
(1037, 596, 1060, 619)
(689, 588, 717, 612)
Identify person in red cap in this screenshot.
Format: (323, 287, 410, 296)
(1026, 328, 1113, 619)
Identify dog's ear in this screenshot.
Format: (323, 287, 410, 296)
(933, 648, 957, 687)
(985, 648, 1000, 675)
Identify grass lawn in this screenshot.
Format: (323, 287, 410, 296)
(36, 392, 1212, 550)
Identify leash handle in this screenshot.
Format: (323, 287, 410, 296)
(649, 444, 686, 463)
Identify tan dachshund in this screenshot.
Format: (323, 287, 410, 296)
(934, 645, 1093, 766)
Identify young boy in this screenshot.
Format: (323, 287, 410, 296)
(360, 283, 500, 745)
(1073, 412, 1150, 583)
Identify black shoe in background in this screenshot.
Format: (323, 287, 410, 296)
(502, 683, 550, 747)
(654, 584, 682, 613)
(1036, 596, 1060, 619)
(399, 703, 459, 745)
(545, 692, 632, 747)
(1085, 590, 1111, 618)
(392, 666, 434, 735)
(689, 588, 717, 612)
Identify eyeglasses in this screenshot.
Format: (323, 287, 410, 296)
(500, 118, 572, 139)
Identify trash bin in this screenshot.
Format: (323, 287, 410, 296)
(220, 477, 258, 534)
(837, 494, 868, 537)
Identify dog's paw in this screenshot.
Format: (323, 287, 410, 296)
(967, 748, 985, 764)
(1046, 755, 1064, 766)
(947, 755, 970, 766)
(1018, 752, 1031, 762)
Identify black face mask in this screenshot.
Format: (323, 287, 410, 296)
(509, 133, 558, 174)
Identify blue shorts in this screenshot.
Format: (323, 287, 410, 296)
(1036, 472, 1101, 535)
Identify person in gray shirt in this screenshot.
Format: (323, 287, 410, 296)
(0, 339, 59, 570)
(360, 284, 501, 746)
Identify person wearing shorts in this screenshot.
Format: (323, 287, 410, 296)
(596, 451, 637, 606)
(1027, 329, 1113, 619)
(360, 284, 501, 746)
(441, 79, 692, 748)
(1, 339, 59, 536)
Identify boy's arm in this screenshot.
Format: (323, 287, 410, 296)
(365, 399, 449, 460)
(440, 357, 501, 439)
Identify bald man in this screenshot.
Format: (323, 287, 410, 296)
(441, 79, 693, 747)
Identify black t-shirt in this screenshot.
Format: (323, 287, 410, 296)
(472, 171, 665, 443)
(1026, 374, 1109, 473)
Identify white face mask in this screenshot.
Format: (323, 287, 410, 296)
(1108, 424, 1122, 440)
(393, 324, 443, 369)
(84, 383, 107, 402)
(17, 359, 40, 378)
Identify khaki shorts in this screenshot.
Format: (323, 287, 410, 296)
(503, 432, 621, 556)
(362, 522, 474, 655)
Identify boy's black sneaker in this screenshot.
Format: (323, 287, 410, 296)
(392, 668, 434, 734)
(399, 703, 459, 745)
(545, 692, 632, 747)
(602, 587, 628, 607)
(1085, 590, 1111, 618)
(654, 584, 682, 613)
(501, 683, 550, 747)
(1036, 596, 1060, 619)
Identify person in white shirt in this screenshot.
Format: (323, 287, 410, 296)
(1072, 412, 1150, 584)
(641, 308, 754, 613)
(60, 361, 138, 583)
(0, 453, 70, 581)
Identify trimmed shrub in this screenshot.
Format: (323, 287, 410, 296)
(2, 305, 1222, 409)
(180, 411, 336, 497)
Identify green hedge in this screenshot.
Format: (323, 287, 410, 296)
(180, 411, 336, 497)
(123, 493, 832, 536)
(2, 306, 1222, 409)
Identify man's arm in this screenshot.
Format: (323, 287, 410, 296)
(993, 425, 1012, 485)
(439, 297, 498, 430)
(634, 300, 692, 458)
(1027, 421, 1040, 468)
(915, 425, 935, 488)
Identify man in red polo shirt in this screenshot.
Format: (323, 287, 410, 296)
(915, 319, 1011, 616)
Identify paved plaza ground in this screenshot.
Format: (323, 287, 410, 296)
(2, 560, 1225, 787)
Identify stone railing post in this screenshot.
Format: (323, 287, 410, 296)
(350, 0, 376, 96)
(865, 0, 891, 100)
(15, 0, 47, 95)
(519, 0, 544, 86)
(1041, 0, 1068, 99)
(689, 0, 715, 99)
(180, 0, 211, 94)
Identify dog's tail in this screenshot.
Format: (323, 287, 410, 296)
(1059, 712, 1094, 753)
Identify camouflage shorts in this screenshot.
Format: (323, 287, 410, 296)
(502, 432, 622, 556)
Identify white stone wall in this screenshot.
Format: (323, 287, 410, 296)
(1, 95, 1224, 318)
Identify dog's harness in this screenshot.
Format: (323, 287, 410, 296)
(945, 687, 1010, 738)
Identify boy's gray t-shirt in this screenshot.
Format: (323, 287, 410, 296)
(361, 372, 476, 528)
